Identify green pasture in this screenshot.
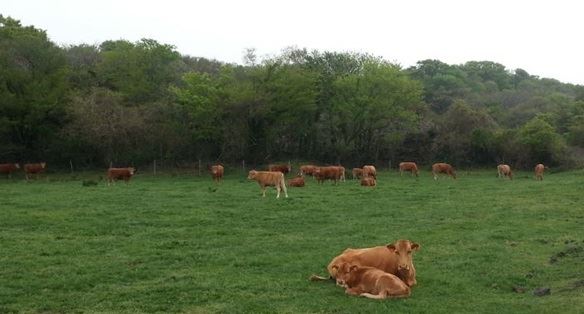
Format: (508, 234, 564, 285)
(0, 169, 583, 313)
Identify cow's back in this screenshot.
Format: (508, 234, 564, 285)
(328, 246, 397, 277)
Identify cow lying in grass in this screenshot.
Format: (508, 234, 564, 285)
(335, 264, 411, 299)
(310, 239, 420, 287)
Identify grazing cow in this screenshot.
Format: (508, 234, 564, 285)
(107, 167, 136, 185)
(210, 164, 224, 182)
(362, 165, 376, 179)
(310, 239, 420, 287)
(360, 177, 376, 187)
(399, 162, 419, 177)
(431, 163, 456, 180)
(352, 168, 363, 180)
(268, 163, 292, 175)
(314, 166, 344, 184)
(300, 165, 318, 177)
(288, 176, 305, 187)
(336, 265, 410, 299)
(535, 163, 546, 181)
(247, 170, 288, 198)
(24, 162, 46, 180)
(497, 164, 513, 180)
(0, 163, 20, 178)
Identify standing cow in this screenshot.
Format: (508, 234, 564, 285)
(314, 166, 344, 185)
(534, 164, 546, 181)
(107, 167, 136, 185)
(431, 163, 456, 180)
(24, 162, 46, 181)
(0, 163, 20, 178)
(352, 168, 363, 180)
(300, 165, 318, 177)
(497, 164, 513, 180)
(268, 163, 292, 175)
(399, 162, 419, 177)
(362, 165, 376, 179)
(210, 164, 224, 183)
(247, 170, 288, 198)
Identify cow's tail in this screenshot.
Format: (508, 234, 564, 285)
(309, 274, 333, 282)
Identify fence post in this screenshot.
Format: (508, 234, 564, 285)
(69, 160, 74, 174)
(242, 160, 245, 172)
(198, 159, 202, 176)
(153, 160, 157, 176)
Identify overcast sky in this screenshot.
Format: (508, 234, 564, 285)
(4, 0, 584, 85)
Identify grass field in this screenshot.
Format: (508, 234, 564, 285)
(1, 168, 583, 313)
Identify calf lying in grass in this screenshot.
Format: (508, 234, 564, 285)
(336, 264, 410, 299)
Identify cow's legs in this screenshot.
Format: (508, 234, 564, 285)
(262, 187, 266, 197)
(276, 185, 281, 199)
(281, 181, 288, 198)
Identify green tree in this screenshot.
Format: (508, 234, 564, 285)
(0, 15, 69, 161)
(517, 117, 565, 166)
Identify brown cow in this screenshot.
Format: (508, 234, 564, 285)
(314, 166, 344, 184)
(247, 170, 288, 198)
(399, 162, 419, 177)
(310, 239, 420, 287)
(336, 265, 411, 299)
(210, 165, 224, 183)
(352, 168, 363, 180)
(360, 177, 376, 187)
(362, 165, 376, 179)
(300, 165, 318, 177)
(24, 162, 46, 180)
(288, 176, 305, 187)
(334, 166, 346, 182)
(497, 164, 513, 180)
(431, 163, 456, 180)
(107, 167, 136, 185)
(535, 164, 546, 181)
(268, 163, 291, 175)
(0, 163, 20, 178)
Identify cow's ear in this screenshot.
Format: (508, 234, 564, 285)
(411, 242, 420, 251)
(386, 244, 396, 252)
(349, 265, 358, 272)
(331, 265, 339, 271)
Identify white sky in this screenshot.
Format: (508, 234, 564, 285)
(4, 0, 584, 85)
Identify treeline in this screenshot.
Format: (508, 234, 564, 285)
(1, 15, 583, 169)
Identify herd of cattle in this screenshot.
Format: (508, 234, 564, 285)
(242, 162, 548, 198)
(0, 161, 550, 300)
(0, 161, 547, 193)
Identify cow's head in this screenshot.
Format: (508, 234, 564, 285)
(15, 163, 20, 169)
(211, 166, 218, 174)
(128, 167, 136, 175)
(334, 263, 359, 288)
(386, 240, 420, 286)
(40, 162, 46, 169)
(247, 170, 257, 179)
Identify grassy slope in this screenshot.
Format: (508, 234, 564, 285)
(0, 169, 583, 313)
